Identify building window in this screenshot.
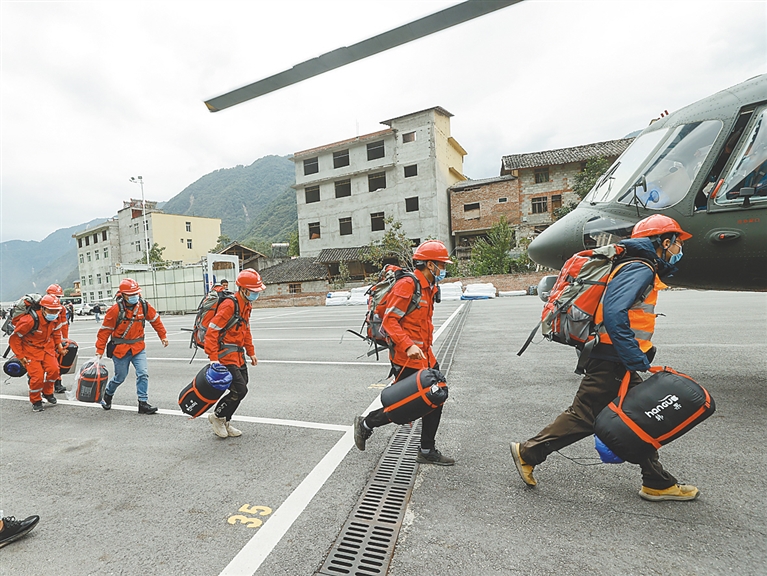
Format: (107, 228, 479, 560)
(498, 197, 508, 203)
(104, 247, 108, 258)
(551, 195, 562, 210)
(87, 252, 92, 262)
(90, 292, 95, 301)
(135, 241, 142, 252)
(102, 231, 107, 241)
(303, 157, 319, 175)
(464, 202, 480, 211)
(464, 202, 480, 220)
(339, 217, 352, 236)
(185, 221, 191, 232)
(105, 272, 110, 284)
(368, 172, 386, 192)
(84, 236, 89, 246)
(79, 254, 84, 264)
(88, 275, 93, 285)
(305, 185, 320, 204)
(370, 212, 385, 232)
(107, 290, 112, 298)
(95, 250, 100, 260)
(367, 140, 385, 161)
(134, 222, 139, 234)
(78, 238, 83, 248)
(187, 239, 193, 249)
(144, 220, 149, 231)
(411, 238, 421, 247)
(98, 291, 103, 300)
(180, 238, 184, 243)
(402, 131, 416, 143)
(96, 273, 102, 285)
(404, 164, 418, 178)
(333, 149, 350, 169)
(92, 233, 98, 244)
(335, 179, 351, 198)
(405, 196, 419, 212)
(309, 222, 321, 239)
(534, 168, 549, 184)
(532, 197, 548, 213)
(289, 283, 302, 294)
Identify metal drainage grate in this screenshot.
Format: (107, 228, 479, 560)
(315, 422, 422, 576)
(316, 302, 471, 576)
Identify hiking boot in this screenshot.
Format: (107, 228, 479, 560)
(138, 401, 158, 415)
(208, 414, 228, 438)
(0, 515, 40, 548)
(32, 402, 45, 412)
(353, 416, 372, 451)
(416, 448, 455, 466)
(225, 421, 242, 437)
(510, 442, 537, 486)
(43, 394, 57, 405)
(54, 381, 67, 394)
(101, 393, 113, 410)
(639, 484, 699, 502)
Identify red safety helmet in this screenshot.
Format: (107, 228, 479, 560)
(119, 278, 141, 295)
(631, 215, 692, 242)
(46, 284, 64, 296)
(236, 269, 265, 292)
(413, 240, 453, 263)
(40, 294, 62, 311)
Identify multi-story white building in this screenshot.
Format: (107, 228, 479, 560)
(292, 107, 467, 258)
(73, 200, 221, 303)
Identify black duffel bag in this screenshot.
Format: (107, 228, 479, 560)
(594, 367, 715, 464)
(381, 368, 448, 425)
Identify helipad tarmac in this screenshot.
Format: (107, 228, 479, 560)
(1, 290, 765, 576)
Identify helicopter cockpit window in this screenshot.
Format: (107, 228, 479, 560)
(716, 108, 767, 206)
(582, 215, 637, 248)
(583, 129, 669, 204)
(618, 120, 723, 209)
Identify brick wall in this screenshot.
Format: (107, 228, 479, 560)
(451, 178, 522, 236)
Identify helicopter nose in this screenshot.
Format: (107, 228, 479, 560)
(528, 208, 598, 269)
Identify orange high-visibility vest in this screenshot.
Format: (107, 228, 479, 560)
(594, 261, 666, 353)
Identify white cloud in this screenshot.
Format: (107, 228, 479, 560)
(2, 0, 765, 241)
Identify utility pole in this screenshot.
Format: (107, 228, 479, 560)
(129, 176, 151, 267)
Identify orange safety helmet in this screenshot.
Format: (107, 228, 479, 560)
(413, 240, 453, 263)
(119, 278, 141, 295)
(40, 294, 62, 310)
(236, 269, 265, 292)
(46, 284, 64, 296)
(631, 215, 692, 242)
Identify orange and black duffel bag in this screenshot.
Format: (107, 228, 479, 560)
(381, 368, 448, 425)
(594, 367, 715, 464)
(179, 363, 232, 418)
(59, 339, 78, 375)
(76, 359, 109, 403)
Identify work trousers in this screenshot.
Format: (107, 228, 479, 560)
(26, 351, 59, 403)
(519, 358, 677, 490)
(364, 363, 443, 451)
(214, 364, 248, 421)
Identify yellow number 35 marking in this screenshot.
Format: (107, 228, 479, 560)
(227, 504, 273, 528)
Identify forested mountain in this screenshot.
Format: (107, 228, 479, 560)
(162, 155, 296, 240)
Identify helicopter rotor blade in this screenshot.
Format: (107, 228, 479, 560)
(204, 0, 523, 112)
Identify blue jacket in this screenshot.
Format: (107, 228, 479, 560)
(590, 238, 676, 372)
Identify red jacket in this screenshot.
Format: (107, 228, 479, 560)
(95, 298, 167, 358)
(55, 307, 69, 340)
(381, 269, 438, 370)
(9, 309, 62, 361)
(204, 292, 254, 365)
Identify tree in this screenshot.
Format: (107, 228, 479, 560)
(332, 261, 351, 289)
(214, 234, 232, 252)
(134, 243, 168, 267)
(554, 156, 612, 220)
(363, 217, 414, 272)
(469, 216, 514, 275)
(288, 229, 300, 257)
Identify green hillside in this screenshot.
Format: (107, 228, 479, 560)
(162, 155, 296, 241)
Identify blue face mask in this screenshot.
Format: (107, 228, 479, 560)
(126, 294, 140, 305)
(246, 290, 260, 302)
(430, 263, 446, 283)
(44, 312, 58, 322)
(669, 248, 683, 266)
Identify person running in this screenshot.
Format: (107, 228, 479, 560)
(353, 240, 455, 465)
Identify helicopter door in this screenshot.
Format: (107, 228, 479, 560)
(708, 106, 767, 213)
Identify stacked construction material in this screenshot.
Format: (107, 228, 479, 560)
(325, 291, 351, 306)
(462, 283, 496, 300)
(439, 282, 463, 301)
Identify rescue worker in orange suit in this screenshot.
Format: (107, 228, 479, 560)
(8, 294, 65, 412)
(204, 269, 263, 438)
(95, 278, 168, 414)
(511, 215, 699, 501)
(353, 240, 455, 465)
(46, 284, 69, 393)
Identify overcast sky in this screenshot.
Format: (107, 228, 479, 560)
(1, 0, 765, 242)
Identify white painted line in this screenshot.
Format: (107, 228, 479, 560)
(433, 303, 465, 342)
(0, 394, 349, 432)
(144, 357, 384, 367)
(218, 296, 466, 575)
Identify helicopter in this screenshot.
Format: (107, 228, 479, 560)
(529, 73, 767, 292)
